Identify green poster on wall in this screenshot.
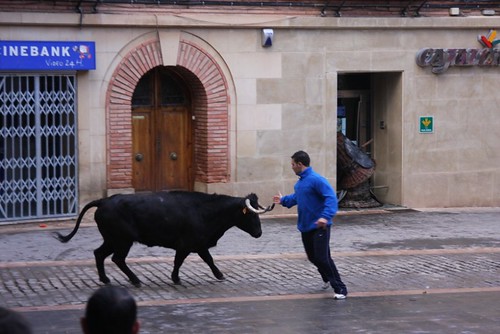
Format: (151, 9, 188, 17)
(419, 116, 434, 133)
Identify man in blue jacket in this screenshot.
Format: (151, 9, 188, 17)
(274, 150, 348, 299)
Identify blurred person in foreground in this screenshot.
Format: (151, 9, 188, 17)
(0, 307, 32, 334)
(81, 285, 139, 334)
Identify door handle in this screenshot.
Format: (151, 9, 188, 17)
(135, 153, 144, 162)
(169, 152, 178, 161)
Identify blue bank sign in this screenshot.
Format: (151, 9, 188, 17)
(0, 40, 96, 71)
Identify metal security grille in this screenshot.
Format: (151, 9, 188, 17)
(0, 74, 78, 223)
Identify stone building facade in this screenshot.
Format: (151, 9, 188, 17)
(1, 1, 500, 222)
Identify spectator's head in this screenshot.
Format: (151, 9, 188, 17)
(0, 306, 32, 334)
(81, 286, 139, 334)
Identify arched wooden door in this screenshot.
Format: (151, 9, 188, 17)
(131, 66, 193, 191)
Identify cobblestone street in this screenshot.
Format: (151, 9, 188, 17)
(1, 208, 500, 333)
(2, 249, 500, 311)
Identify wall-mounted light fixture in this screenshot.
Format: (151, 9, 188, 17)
(449, 7, 460, 16)
(262, 28, 273, 47)
(482, 9, 496, 16)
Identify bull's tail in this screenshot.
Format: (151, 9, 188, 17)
(53, 199, 103, 243)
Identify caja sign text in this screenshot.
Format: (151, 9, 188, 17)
(416, 29, 499, 74)
(416, 47, 500, 74)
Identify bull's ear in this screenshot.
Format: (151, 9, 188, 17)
(242, 207, 248, 214)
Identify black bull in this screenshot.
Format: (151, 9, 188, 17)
(54, 191, 274, 287)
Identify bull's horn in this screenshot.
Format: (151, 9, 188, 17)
(245, 199, 275, 214)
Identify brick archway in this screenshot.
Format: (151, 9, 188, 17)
(105, 38, 229, 191)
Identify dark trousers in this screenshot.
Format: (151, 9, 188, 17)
(301, 226, 347, 295)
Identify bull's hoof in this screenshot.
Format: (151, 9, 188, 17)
(215, 273, 225, 280)
(100, 276, 111, 284)
(131, 281, 142, 288)
(172, 275, 181, 284)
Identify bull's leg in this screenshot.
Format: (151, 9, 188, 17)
(94, 242, 114, 284)
(197, 249, 224, 280)
(172, 250, 190, 284)
(111, 242, 141, 287)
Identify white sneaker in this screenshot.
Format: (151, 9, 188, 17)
(321, 282, 330, 290)
(334, 293, 346, 300)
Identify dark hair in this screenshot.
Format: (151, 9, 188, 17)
(0, 307, 32, 334)
(291, 150, 310, 167)
(85, 286, 137, 334)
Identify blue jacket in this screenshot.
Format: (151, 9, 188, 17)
(280, 167, 338, 232)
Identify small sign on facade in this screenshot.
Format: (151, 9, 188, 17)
(419, 116, 434, 133)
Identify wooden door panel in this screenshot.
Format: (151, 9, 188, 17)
(157, 106, 190, 191)
(132, 111, 153, 191)
(132, 67, 193, 192)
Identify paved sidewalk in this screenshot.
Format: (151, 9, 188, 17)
(3, 207, 500, 261)
(1, 207, 500, 333)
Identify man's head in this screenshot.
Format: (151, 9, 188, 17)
(81, 286, 139, 334)
(291, 150, 310, 175)
(0, 307, 32, 334)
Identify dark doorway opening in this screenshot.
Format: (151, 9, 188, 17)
(337, 73, 381, 208)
